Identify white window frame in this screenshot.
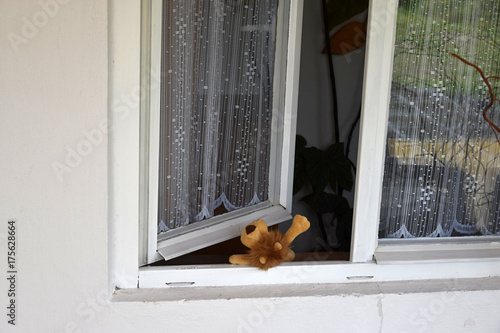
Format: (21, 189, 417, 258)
(109, 0, 500, 295)
(138, 0, 301, 265)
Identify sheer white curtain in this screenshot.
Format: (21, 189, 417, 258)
(379, 0, 500, 238)
(157, 0, 278, 233)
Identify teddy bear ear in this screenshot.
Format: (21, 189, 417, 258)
(251, 219, 270, 234)
(240, 219, 269, 248)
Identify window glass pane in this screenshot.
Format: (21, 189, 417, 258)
(158, 0, 278, 232)
(379, 0, 500, 238)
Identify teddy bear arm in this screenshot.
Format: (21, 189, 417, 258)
(283, 215, 311, 244)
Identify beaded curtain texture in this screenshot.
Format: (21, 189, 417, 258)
(158, 0, 278, 233)
(379, 0, 500, 238)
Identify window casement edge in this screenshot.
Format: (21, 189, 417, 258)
(139, 0, 163, 266)
(349, 0, 399, 262)
(156, 204, 291, 261)
(277, 0, 303, 211)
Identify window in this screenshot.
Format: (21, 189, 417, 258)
(373, 0, 500, 263)
(379, 0, 500, 239)
(138, 0, 302, 264)
(109, 0, 500, 292)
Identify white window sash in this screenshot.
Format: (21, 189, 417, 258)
(139, 0, 164, 265)
(353, 0, 500, 264)
(350, 0, 399, 263)
(139, 0, 304, 264)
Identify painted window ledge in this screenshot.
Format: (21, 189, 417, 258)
(112, 261, 500, 302)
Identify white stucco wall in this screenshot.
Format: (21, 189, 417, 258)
(1, 1, 500, 333)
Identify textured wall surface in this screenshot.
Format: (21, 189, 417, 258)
(1, 1, 499, 333)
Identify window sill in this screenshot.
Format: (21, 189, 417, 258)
(112, 274, 500, 303)
(109, 259, 500, 302)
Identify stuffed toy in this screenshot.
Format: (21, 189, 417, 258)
(229, 215, 310, 270)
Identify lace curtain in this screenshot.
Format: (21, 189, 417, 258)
(157, 0, 278, 233)
(379, 0, 500, 238)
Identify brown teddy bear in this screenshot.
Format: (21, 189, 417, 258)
(229, 215, 310, 270)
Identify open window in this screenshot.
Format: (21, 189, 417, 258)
(109, 0, 500, 293)
(138, 0, 303, 265)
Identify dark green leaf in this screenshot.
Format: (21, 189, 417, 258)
(327, 142, 353, 192)
(296, 135, 307, 152)
(329, 172, 338, 195)
(301, 192, 350, 215)
(293, 135, 308, 194)
(335, 209, 353, 252)
(303, 147, 329, 193)
(293, 152, 306, 195)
